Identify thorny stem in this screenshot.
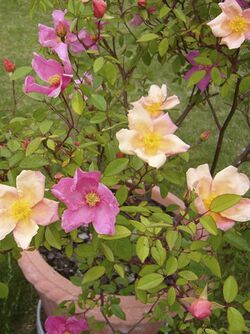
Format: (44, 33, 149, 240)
(210, 78, 241, 176)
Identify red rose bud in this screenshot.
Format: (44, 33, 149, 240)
(22, 138, 30, 150)
(138, 0, 147, 7)
(93, 0, 107, 18)
(74, 141, 81, 147)
(3, 58, 15, 73)
(56, 22, 67, 38)
(188, 298, 212, 320)
(148, 6, 156, 13)
(200, 130, 211, 141)
(116, 151, 125, 158)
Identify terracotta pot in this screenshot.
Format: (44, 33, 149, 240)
(18, 187, 185, 334)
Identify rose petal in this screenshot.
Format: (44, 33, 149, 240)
(93, 204, 117, 235)
(219, 0, 243, 18)
(32, 53, 63, 82)
(221, 198, 250, 222)
(0, 211, 17, 240)
(160, 134, 190, 156)
(153, 113, 177, 135)
(38, 24, 58, 48)
(221, 32, 246, 49)
(161, 95, 180, 110)
(24, 76, 54, 96)
(13, 220, 39, 249)
(197, 73, 211, 92)
(135, 149, 167, 169)
(61, 207, 94, 233)
(31, 199, 59, 226)
(0, 185, 18, 210)
(116, 129, 137, 155)
(211, 212, 235, 231)
(45, 316, 66, 334)
(186, 164, 213, 192)
(16, 170, 45, 207)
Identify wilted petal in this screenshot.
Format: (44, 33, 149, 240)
(184, 67, 199, 81)
(221, 198, 250, 222)
(61, 207, 94, 233)
(221, 32, 246, 48)
(31, 199, 59, 226)
(0, 211, 16, 240)
(16, 170, 45, 207)
(212, 166, 250, 196)
(13, 220, 39, 249)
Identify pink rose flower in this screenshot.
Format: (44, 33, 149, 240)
(24, 53, 72, 98)
(186, 164, 250, 231)
(0, 171, 58, 249)
(184, 51, 219, 92)
(52, 169, 119, 235)
(45, 315, 88, 334)
(188, 298, 212, 320)
(207, 0, 250, 49)
(93, 0, 107, 18)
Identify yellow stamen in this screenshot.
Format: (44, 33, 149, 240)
(63, 332, 71, 334)
(11, 199, 32, 222)
(48, 74, 61, 86)
(229, 16, 247, 34)
(143, 132, 161, 155)
(145, 102, 162, 117)
(85, 192, 100, 207)
(203, 193, 217, 210)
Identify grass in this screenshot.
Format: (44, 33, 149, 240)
(0, 1, 249, 333)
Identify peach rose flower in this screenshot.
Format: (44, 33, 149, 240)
(187, 164, 250, 231)
(207, 0, 250, 49)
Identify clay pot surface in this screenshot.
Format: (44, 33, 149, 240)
(19, 187, 184, 334)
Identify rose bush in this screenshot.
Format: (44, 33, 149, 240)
(0, 0, 250, 333)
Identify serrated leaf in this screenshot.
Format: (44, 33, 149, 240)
(104, 158, 129, 176)
(223, 276, 238, 303)
(210, 194, 241, 212)
(82, 266, 106, 284)
(137, 273, 164, 290)
(200, 215, 218, 236)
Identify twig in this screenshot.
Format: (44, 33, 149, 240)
(204, 91, 221, 130)
(233, 144, 250, 167)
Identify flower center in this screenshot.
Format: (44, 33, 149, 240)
(56, 22, 67, 38)
(229, 16, 247, 34)
(143, 132, 161, 155)
(48, 74, 61, 86)
(11, 199, 32, 222)
(63, 332, 71, 334)
(85, 192, 100, 207)
(203, 193, 217, 210)
(145, 102, 162, 117)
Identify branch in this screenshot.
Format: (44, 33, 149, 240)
(233, 144, 250, 167)
(210, 78, 241, 176)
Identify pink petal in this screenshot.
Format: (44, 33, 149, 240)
(16, 170, 45, 207)
(134, 149, 167, 169)
(243, 8, 250, 21)
(51, 177, 83, 210)
(153, 113, 178, 135)
(212, 166, 250, 196)
(53, 43, 72, 73)
(52, 10, 70, 30)
(0, 185, 18, 210)
(130, 14, 144, 26)
(219, 0, 243, 18)
(66, 317, 88, 332)
(45, 316, 67, 334)
(32, 53, 63, 82)
(0, 211, 17, 241)
(24, 76, 54, 96)
(197, 73, 211, 92)
(160, 134, 190, 156)
(221, 198, 250, 222)
(221, 32, 246, 48)
(47, 80, 63, 98)
(31, 199, 59, 226)
(186, 164, 213, 193)
(116, 129, 137, 155)
(186, 51, 200, 65)
(207, 13, 231, 37)
(93, 204, 116, 235)
(13, 220, 39, 249)
(161, 95, 180, 110)
(61, 207, 94, 233)
(211, 212, 235, 231)
(98, 184, 119, 215)
(38, 24, 58, 48)
(73, 169, 101, 194)
(194, 197, 207, 214)
(61, 73, 73, 90)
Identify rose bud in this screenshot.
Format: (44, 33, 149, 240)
(116, 151, 125, 158)
(54, 172, 64, 180)
(3, 58, 15, 73)
(74, 141, 81, 147)
(148, 6, 156, 14)
(22, 138, 30, 150)
(200, 130, 211, 141)
(138, 0, 147, 7)
(93, 0, 107, 18)
(188, 298, 212, 320)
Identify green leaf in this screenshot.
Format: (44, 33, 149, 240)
(20, 155, 48, 168)
(200, 215, 218, 236)
(114, 264, 125, 278)
(223, 232, 250, 251)
(243, 299, 250, 312)
(111, 304, 126, 320)
(211, 67, 222, 85)
(166, 230, 178, 251)
(120, 206, 149, 214)
(11, 66, 32, 80)
(158, 38, 169, 57)
(90, 112, 106, 124)
(82, 266, 106, 284)
(103, 62, 118, 86)
(93, 57, 105, 73)
(159, 6, 170, 19)
(98, 225, 131, 240)
(89, 94, 107, 111)
(210, 194, 241, 212)
(165, 256, 178, 276)
(115, 186, 128, 205)
(167, 286, 176, 306)
(136, 236, 149, 263)
(223, 276, 238, 303)
(0, 282, 9, 299)
(227, 307, 246, 332)
(101, 243, 114, 262)
(26, 138, 43, 156)
(45, 227, 61, 250)
(104, 158, 129, 176)
(151, 241, 166, 266)
(137, 33, 159, 43)
(173, 9, 187, 22)
(187, 70, 206, 87)
(179, 270, 198, 281)
(71, 91, 85, 115)
(239, 75, 250, 94)
(137, 273, 164, 290)
(202, 255, 221, 278)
